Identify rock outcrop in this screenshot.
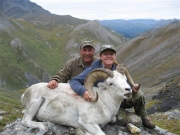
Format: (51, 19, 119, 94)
(0, 109, 177, 135)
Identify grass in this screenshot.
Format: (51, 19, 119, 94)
(145, 100, 159, 109)
(149, 110, 180, 135)
(155, 119, 180, 134)
(0, 19, 70, 90)
(146, 100, 180, 134)
(0, 89, 25, 131)
(146, 103, 180, 134)
(146, 102, 180, 134)
(11, 19, 66, 75)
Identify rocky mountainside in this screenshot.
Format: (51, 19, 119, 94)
(146, 75, 180, 134)
(147, 75, 180, 114)
(63, 20, 126, 61)
(0, 13, 125, 90)
(0, 0, 87, 25)
(116, 20, 180, 98)
(0, 115, 178, 135)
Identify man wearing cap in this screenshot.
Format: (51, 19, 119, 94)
(70, 44, 156, 129)
(47, 38, 98, 89)
(70, 44, 118, 99)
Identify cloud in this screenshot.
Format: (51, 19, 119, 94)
(30, 0, 180, 20)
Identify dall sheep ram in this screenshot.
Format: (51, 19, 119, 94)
(21, 67, 132, 135)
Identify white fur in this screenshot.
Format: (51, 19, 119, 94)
(21, 71, 132, 135)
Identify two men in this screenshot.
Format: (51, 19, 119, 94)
(47, 38, 155, 129)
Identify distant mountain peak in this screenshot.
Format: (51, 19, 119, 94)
(0, 0, 87, 25)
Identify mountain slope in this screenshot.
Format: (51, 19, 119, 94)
(147, 75, 180, 114)
(63, 20, 127, 61)
(116, 21, 180, 92)
(0, 14, 125, 90)
(0, 0, 87, 25)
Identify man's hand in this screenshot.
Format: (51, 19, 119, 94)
(83, 91, 91, 101)
(132, 84, 141, 93)
(47, 80, 58, 89)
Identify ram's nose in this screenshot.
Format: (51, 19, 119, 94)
(125, 88, 131, 91)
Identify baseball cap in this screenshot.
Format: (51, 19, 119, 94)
(100, 44, 116, 54)
(80, 38, 95, 49)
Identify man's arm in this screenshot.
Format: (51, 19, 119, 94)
(51, 62, 71, 83)
(47, 61, 72, 89)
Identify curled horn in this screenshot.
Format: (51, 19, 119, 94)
(116, 64, 135, 87)
(116, 64, 126, 75)
(84, 68, 114, 102)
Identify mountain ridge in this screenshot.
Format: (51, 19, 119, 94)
(115, 21, 180, 101)
(99, 19, 177, 38)
(0, 0, 88, 25)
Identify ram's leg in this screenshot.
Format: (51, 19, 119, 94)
(78, 117, 105, 135)
(22, 96, 48, 135)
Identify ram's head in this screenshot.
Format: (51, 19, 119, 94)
(84, 68, 132, 102)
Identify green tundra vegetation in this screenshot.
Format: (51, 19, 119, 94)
(0, 19, 74, 89)
(0, 88, 24, 131)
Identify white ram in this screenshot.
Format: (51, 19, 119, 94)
(21, 67, 132, 135)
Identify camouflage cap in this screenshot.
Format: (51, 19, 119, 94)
(100, 44, 116, 54)
(80, 38, 95, 49)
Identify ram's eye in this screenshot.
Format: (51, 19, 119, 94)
(109, 83, 113, 85)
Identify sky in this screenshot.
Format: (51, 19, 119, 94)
(30, 0, 180, 20)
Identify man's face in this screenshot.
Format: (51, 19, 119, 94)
(80, 46, 95, 63)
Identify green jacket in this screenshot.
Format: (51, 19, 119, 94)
(51, 56, 99, 83)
